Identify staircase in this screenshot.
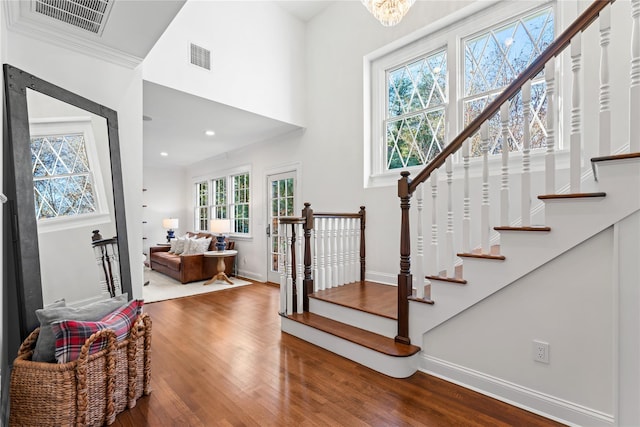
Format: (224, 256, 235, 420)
(280, 0, 640, 424)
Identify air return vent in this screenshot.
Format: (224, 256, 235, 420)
(33, 0, 113, 35)
(190, 43, 211, 70)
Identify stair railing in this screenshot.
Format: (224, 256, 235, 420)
(396, 0, 639, 345)
(279, 204, 366, 316)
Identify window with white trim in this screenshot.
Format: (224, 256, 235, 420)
(368, 2, 556, 180)
(29, 118, 109, 224)
(194, 169, 251, 235)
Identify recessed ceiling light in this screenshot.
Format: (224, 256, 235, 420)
(205, 130, 215, 136)
(160, 152, 168, 157)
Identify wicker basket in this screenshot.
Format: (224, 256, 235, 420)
(9, 313, 152, 426)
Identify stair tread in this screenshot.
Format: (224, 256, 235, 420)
(286, 312, 420, 357)
(538, 192, 606, 200)
(457, 252, 506, 260)
(310, 281, 396, 320)
(494, 226, 551, 232)
(591, 152, 640, 163)
(425, 274, 467, 284)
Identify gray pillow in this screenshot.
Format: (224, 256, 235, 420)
(32, 293, 128, 362)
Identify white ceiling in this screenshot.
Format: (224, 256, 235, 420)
(143, 81, 302, 168)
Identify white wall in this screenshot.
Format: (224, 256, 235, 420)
(4, 30, 145, 303)
(142, 166, 189, 258)
(423, 228, 615, 418)
(143, 1, 307, 127)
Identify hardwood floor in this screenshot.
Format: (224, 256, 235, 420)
(114, 283, 564, 426)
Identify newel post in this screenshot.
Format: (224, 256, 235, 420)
(396, 171, 413, 345)
(302, 202, 314, 311)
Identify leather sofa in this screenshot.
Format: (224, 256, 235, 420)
(149, 232, 235, 284)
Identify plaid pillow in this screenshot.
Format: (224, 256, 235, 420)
(52, 299, 143, 364)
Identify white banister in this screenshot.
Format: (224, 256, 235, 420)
(462, 138, 471, 253)
(599, 6, 612, 156)
(430, 170, 439, 275)
(631, 0, 640, 152)
(570, 34, 582, 193)
(337, 217, 345, 286)
(445, 156, 455, 276)
(500, 101, 510, 226)
(545, 59, 556, 194)
(481, 122, 490, 254)
(317, 218, 326, 290)
(285, 226, 293, 315)
(324, 218, 333, 289)
(522, 81, 532, 227)
(312, 225, 319, 292)
(350, 218, 358, 283)
(415, 184, 426, 299)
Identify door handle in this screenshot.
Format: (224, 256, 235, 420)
(266, 224, 271, 237)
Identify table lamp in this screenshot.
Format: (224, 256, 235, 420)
(162, 218, 179, 242)
(210, 219, 231, 251)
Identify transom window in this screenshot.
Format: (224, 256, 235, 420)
(368, 2, 556, 181)
(194, 169, 251, 235)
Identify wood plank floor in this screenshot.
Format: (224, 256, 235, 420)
(113, 283, 564, 426)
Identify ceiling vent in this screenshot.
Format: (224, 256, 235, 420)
(190, 43, 211, 71)
(32, 0, 114, 35)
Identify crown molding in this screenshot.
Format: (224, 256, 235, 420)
(3, 1, 142, 69)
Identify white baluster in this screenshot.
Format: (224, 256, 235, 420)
(462, 138, 471, 253)
(570, 34, 582, 193)
(481, 122, 490, 254)
(500, 101, 510, 226)
(522, 81, 532, 227)
(338, 218, 343, 286)
(331, 218, 342, 286)
(296, 223, 304, 314)
(350, 218, 357, 283)
(445, 156, 455, 277)
(415, 184, 426, 299)
(279, 222, 286, 314)
(545, 60, 556, 194)
(631, 0, 640, 152)
(322, 218, 332, 289)
(599, 6, 612, 156)
(285, 227, 293, 315)
(312, 223, 319, 292)
(430, 170, 439, 276)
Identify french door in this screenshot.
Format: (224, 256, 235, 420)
(266, 171, 296, 284)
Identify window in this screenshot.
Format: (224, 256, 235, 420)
(28, 118, 109, 227)
(367, 2, 556, 183)
(31, 132, 98, 219)
(195, 180, 209, 231)
(193, 169, 251, 236)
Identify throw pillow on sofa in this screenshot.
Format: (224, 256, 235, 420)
(184, 237, 211, 255)
(52, 299, 143, 363)
(173, 236, 189, 255)
(32, 293, 129, 362)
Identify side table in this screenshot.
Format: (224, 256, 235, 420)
(203, 250, 238, 285)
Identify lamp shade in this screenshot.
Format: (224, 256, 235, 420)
(210, 219, 231, 234)
(162, 218, 179, 229)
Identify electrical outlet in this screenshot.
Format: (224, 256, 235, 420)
(533, 340, 550, 364)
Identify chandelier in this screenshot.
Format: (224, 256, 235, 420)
(361, 0, 416, 26)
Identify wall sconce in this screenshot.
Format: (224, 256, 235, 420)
(210, 219, 231, 251)
(162, 218, 179, 242)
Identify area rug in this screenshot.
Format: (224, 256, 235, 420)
(143, 269, 253, 303)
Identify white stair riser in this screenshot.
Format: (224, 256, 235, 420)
(309, 298, 396, 338)
(281, 317, 419, 378)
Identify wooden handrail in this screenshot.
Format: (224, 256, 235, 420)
(407, 0, 615, 194)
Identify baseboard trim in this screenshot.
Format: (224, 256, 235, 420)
(365, 271, 396, 286)
(421, 355, 614, 427)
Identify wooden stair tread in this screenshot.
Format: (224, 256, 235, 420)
(310, 281, 397, 320)
(538, 192, 606, 200)
(425, 275, 467, 284)
(408, 296, 435, 304)
(494, 226, 551, 232)
(591, 152, 640, 163)
(457, 244, 504, 260)
(285, 312, 420, 357)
